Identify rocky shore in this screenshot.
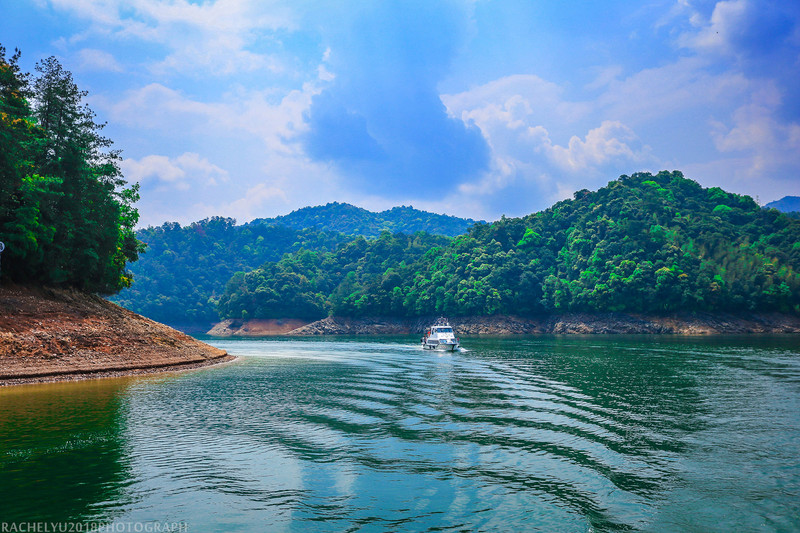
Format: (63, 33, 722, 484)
(209, 312, 800, 336)
(0, 285, 233, 386)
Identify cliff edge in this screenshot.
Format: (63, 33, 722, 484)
(0, 285, 232, 386)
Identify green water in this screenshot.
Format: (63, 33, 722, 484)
(1, 336, 799, 531)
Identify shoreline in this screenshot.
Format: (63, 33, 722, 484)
(208, 312, 800, 337)
(0, 285, 231, 387)
(0, 354, 237, 387)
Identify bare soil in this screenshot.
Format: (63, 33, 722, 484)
(209, 312, 800, 336)
(0, 285, 232, 386)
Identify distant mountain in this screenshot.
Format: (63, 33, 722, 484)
(765, 196, 800, 213)
(248, 202, 481, 237)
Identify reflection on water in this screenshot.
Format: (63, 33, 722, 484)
(1, 336, 799, 531)
(0, 378, 134, 523)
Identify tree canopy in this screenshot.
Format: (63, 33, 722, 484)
(219, 171, 800, 319)
(248, 202, 480, 237)
(111, 204, 477, 327)
(0, 45, 141, 293)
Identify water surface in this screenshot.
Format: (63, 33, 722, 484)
(2, 335, 799, 531)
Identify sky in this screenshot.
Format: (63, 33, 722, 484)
(3, 0, 799, 226)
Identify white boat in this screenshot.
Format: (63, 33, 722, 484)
(422, 318, 460, 351)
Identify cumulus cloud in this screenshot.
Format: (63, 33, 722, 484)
(121, 152, 229, 190)
(301, 1, 490, 195)
(43, 0, 293, 76)
(678, 0, 800, 117)
(710, 84, 800, 181)
(189, 183, 288, 225)
(549, 122, 652, 172)
(445, 76, 653, 172)
(104, 81, 316, 154)
(686, 0, 796, 59)
(438, 77, 657, 218)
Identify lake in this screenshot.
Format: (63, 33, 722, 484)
(2, 335, 799, 532)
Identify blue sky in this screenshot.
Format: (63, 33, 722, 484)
(3, 0, 799, 226)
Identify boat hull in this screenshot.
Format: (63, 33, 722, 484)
(422, 342, 459, 351)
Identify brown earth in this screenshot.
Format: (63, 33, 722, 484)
(209, 312, 800, 336)
(208, 318, 311, 336)
(0, 285, 233, 386)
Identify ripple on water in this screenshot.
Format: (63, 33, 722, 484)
(2, 335, 799, 531)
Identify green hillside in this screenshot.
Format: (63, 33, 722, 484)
(112, 204, 478, 327)
(110, 218, 350, 327)
(218, 171, 800, 320)
(248, 202, 480, 237)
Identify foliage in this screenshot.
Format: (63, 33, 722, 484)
(112, 204, 477, 326)
(219, 171, 800, 319)
(248, 202, 480, 237)
(110, 218, 351, 324)
(216, 231, 451, 320)
(0, 45, 141, 293)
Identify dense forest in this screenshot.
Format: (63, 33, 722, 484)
(249, 202, 480, 237)
(218, 171, 800, 320)
(217, 231, 451, 320)
(110, 218, 350, 325)
(110, 204, 478, 326)
(0, 46, 141, 293)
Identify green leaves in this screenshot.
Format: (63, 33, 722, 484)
(217, 170, 800, 319)
(0, 46, 142, 293)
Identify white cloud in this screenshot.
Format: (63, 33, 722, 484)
(598, 57, 750, 125)
(121, 152, 229, 190)
(710, 85, 800, 178)
(211, 182, 288, 222)
(76, 48, 123, 71)
(437, 77, 660, 219)
(444, 78, 653, 176)
(684, 0, 748, 54)
(102, 80, 318, 154)
(44, 0, 295, 76)
(549, 121, 652, 172)
(443, 74, 590, 130)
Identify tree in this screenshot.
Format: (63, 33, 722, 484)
(0, 46, 142, 294)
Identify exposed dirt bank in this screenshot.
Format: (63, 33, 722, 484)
(209, 312, 800, 336)
(208, 318, 312, 336)
(0, 285, 232, 386)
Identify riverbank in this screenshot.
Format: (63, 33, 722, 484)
(209, 311, 800, 336)
(0, 285, 232, 386)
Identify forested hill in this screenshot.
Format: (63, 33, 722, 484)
(110, 204, 477, 328)
(218, 171, 800, 320)
(110, 218, 351, 328)
(248, 202, 481, 237)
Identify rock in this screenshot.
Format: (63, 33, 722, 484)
(207, 312, 800, 336)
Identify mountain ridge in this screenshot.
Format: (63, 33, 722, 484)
(247, 202, 482, 237)
(766, 196, 800, 213)
(217, 171, 800, 321)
